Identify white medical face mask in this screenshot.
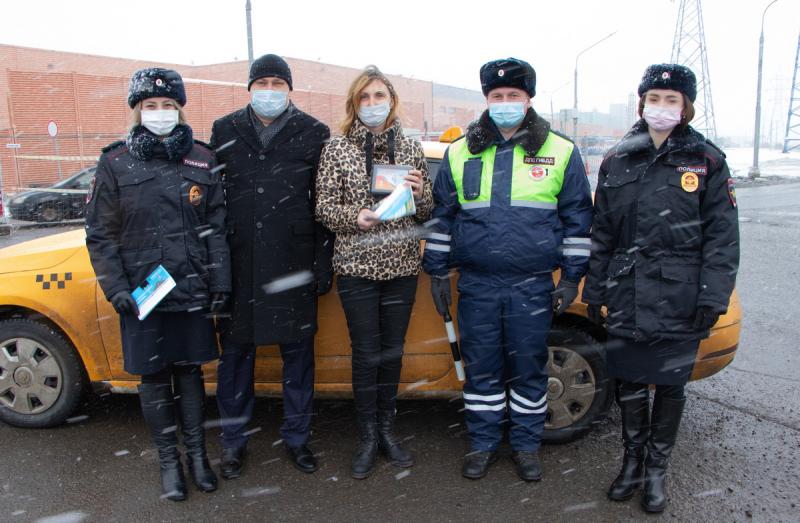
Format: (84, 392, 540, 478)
(141, 109, 180, 136)
(358, 102, 391, 128)
(643, 105, 682, 132)
(251, 89, 289, 119)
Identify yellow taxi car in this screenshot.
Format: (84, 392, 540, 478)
(0, 131, 741, 444)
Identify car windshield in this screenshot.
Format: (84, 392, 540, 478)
(51, 168, 94, 190)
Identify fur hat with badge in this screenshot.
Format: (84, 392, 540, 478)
(637, 63, 697, 102)
(248, 54, 293, 91)
(127, 68, 187, 109)
(480, 57, 536, 97)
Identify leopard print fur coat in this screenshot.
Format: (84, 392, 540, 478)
(315, 118, 433, 280)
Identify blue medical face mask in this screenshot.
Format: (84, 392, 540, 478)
(251, 89, 288, 119)
(489, 102, 527, 129)
(358, 102, 391, 128)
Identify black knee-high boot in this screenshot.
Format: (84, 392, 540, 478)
(642, 389, 686, 513)
(174, 366, 217, 493)
(608, 381, 650, 501)
(138, 383, 187, 501)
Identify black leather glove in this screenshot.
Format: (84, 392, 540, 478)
(552, 279, 579, 315)
(430, 274, 452, 316)
(110, 291, 139, 316)
(316, 270, 333, 296)
(587, 304, 603, 325)
(210, 292, 229, 314)
(693, 306, 721, 331)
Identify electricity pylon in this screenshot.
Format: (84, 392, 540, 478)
(670, 0, 717, 141)
(783, 32, 800, 153)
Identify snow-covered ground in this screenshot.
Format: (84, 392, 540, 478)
(722, 147, 800, 179)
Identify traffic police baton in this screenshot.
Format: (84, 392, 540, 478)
(442, 309, 466, 382)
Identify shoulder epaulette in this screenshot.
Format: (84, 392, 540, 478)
(550, 129, 575, 144)
(101, 140, 125, 153)
(704, 138, 726, 159)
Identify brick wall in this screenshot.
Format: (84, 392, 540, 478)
(0, 44, 480, 193)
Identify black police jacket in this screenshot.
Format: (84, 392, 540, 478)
(85, 124, 231, 312)
(210, 105, 332, 345)
(582, 120, 739, 341)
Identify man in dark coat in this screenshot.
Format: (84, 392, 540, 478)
(210, 54, 332, 478)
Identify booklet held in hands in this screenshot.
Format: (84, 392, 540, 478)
(132, 265, 177, 321)
(373, 184, 416, 221)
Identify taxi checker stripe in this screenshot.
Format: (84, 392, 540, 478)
(425, 232, 451, 242)
(463, 391, 506, 403)
(510, 389, 546, 408)
(425, 243, 450, 252)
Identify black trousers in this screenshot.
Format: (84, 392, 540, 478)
(337, 275, 417, 422)
(215, 336, 315, 449)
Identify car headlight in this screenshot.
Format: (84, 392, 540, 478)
(11, 194, 29, 204)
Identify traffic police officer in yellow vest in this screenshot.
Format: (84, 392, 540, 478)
(423, 58, 593, 481)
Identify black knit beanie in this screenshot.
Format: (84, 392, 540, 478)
(127, 68, 186, 108)
(637, 64, 697, 102)
(248, 54, 293, 91)
(480, 58, 536, 97)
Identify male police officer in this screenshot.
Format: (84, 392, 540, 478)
(210, 54, 332, 478)
(423, 58, 593, 481)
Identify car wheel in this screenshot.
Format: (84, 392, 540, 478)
(0, 319, 86, 428)
(542, 327, 612, 444)
(37, 204, 63, 223)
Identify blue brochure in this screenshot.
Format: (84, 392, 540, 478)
(131, 265, 177, 321)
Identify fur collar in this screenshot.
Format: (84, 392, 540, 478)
(126, 124, 194, 161)
(616, 119, 706, 157)
(465, 108, 551, 155)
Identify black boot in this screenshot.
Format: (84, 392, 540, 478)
(608, 382, 650, 501)
(641, 393, 686, 513)
(462, 450, 498, 480)
(351, 419, 379, 479)
(138, 383, 187, 502)
(377, 410, 413, 468)
(174, 367, 218, 493)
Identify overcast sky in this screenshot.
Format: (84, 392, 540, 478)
(2, 0, 798, 139)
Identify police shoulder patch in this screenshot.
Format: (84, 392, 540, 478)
(727, 178, 737, 208)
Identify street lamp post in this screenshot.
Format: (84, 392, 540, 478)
(544, 80, 571, 132)
(246, 0, 254, 66)
(749, 0, 780, 179)
(573, 31, 617, 141)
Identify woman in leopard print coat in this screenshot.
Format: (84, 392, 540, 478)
(315, 66, 433, 479)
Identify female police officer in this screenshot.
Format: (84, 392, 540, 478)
(582, 64, 739, 513)
(85, 68, 230, 501)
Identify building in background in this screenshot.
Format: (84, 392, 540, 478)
(0, 44, 633, 192)
(0, 44, 487, 192)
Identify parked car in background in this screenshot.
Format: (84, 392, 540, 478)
(0, 185, 9, 236)
(7, 166, 95, 223)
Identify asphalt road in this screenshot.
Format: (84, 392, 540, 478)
(1, 182, 799, 523)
